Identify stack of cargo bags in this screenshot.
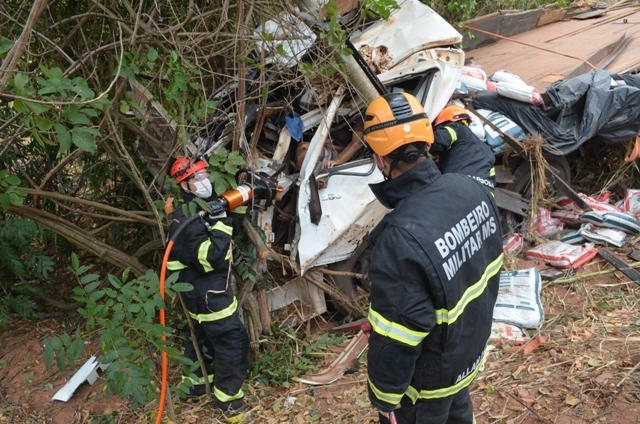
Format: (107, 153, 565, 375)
(502, 190, 640, 269)
(456, 66, 540, 154)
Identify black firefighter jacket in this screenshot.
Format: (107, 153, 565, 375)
(432, 121, 496, 190)
(366, 159, 503, 412)
(167, 193, 245, 322)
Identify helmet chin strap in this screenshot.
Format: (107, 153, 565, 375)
(382, 167, 393, 181)
(386, 144, 427, 179)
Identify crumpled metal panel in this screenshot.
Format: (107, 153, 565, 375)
(379, 47, 465, 122)
(296, 159, 387, 275)
(351, 0, 463, 67)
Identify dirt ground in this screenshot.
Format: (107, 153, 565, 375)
(1, 252, 639, 424)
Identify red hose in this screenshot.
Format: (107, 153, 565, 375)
(156, 240, 174, 424)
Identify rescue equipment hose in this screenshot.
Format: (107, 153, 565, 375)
(157, 214, 199, 424)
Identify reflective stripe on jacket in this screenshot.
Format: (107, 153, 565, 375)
(366, 159, 503, 412)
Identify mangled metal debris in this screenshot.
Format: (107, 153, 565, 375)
(51, 356, 110, 402)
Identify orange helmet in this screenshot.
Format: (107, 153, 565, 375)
(363, 92, 434, 156)
(170, 157, 208, 183)
(434, 105, 471, 127)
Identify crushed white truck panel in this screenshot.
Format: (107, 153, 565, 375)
(351, 0, 463, 67)
(379, 47, 465, 122)
(296, 159, 387, 274)
(291, 86, 387, 274)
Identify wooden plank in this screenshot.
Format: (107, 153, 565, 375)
(495, 188, 529, 215)
(565, 33, 631, 79)
(537, 7, 567, 27)
(495, 164, 515, 184)
(571, 9, 607, 20)
(462, 9, 545, 50)
(599, 248, 640, 283)
(464, 6, 640, 90)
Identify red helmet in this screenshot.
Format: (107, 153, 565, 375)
(170, 157, 208, 183)
(434, 105, 471, 127)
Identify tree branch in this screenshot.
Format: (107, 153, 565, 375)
(9, 205, 148, 277)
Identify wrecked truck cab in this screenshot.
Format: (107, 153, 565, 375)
(126, 0, 466, 320)
(250, 0, 466, 313)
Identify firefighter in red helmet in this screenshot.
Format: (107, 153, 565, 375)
(362, 93, 503, 424)
(167, 156, 248, 423)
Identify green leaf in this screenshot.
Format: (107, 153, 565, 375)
(7, 190, 25, 207)
(171, 282, 194, 292)
(31, 129, 55, 147)
(127, 303, 142, 313)
(56, 348, 66, 371)
(81, 273, 100, 284)
(42, 67, 64, 80)
(116, 347, 134, 357)
(119, 100, 130, 114)
(0, 194, 9, 212)
(147, 48, 158, 62)
(80, 108, 98, 117)
(223, 161, 237, 175)
(71, 253, 80, 271)
(13, 73, 28, 92)
(84, 280, 100, 293)
(49, 336, 62, 350)
(68, 338, 84, 362)
(38, 86, 60, 96)
(61, 333, 72, 346)
(4, 174, 20, 185)
(71, 128, 97, 152)
(54, 123, 71, 153)
(0, 36, 12, 57)
(44, 342, 54, 370)
(214, 179, 227, 197)
(11, 99, 25, 113)
(89, 290, 105, 301)
(108, 274, 122, 289)
(64, 107, 91, 125)
(34, 116, 53, 132)
(25, 101, 50, 114)
(131, 384, 147, 405)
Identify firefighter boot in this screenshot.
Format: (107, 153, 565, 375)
(215, 398, 245, 423)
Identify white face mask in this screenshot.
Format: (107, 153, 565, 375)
(192, 179, 213, 199)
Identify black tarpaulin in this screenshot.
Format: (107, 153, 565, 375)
(472, 70, 640, 155)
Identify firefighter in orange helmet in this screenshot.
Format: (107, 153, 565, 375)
(167, 157, 248, 423)
(362, 93, 503, 424)
(431, 105, 495, 191)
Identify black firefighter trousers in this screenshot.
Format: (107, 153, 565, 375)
(378, 388, 474, 424)
(183, 311, 249, 407)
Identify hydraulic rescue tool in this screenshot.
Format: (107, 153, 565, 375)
(156, 169, 280, 424)
(202, 169, 280, 216)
